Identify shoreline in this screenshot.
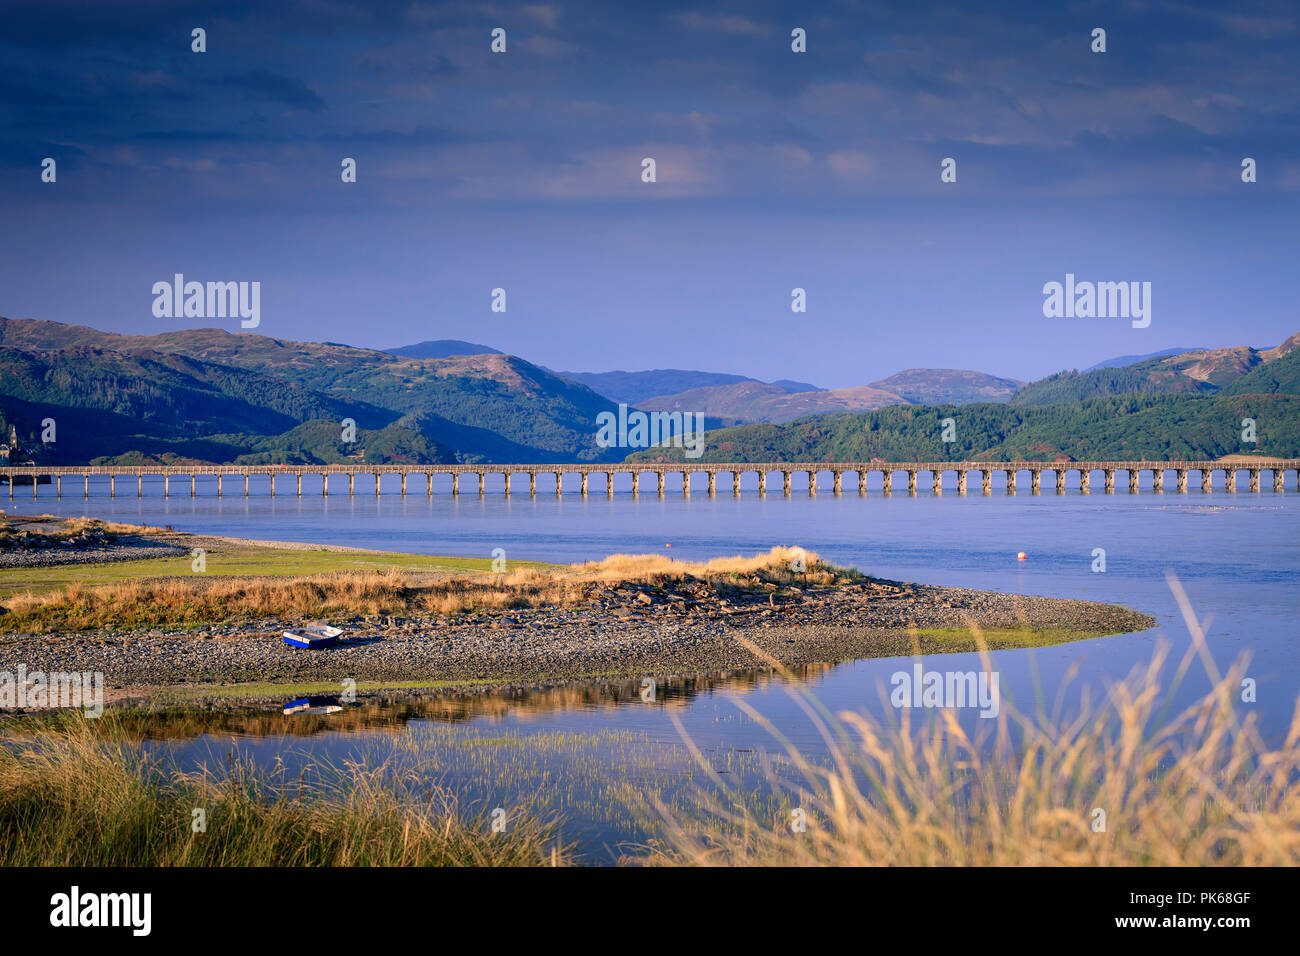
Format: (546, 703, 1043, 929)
(0, 519, 1157, 706)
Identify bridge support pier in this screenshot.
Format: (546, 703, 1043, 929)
(1030, 471, 1041, 495)
(1079, 470, 1090, 494)
(1152, 470, 1164, 493)
(375, 474, 381, 496)
(882, 471, 893, 496)
(979, 470, 990, 496)
(832, 471, 842, 495)
(555, 473, 563, 497)
(1249, 469, 1260, 493)
(1128, 471, 1139, 494)
(1274, 469, 1285, 493)
(56, 475, 61, 498)
(931, 470, 942, 495)
(427, 474, 433, 496)
(1226, 470, 1237, 493)
(683, 472, 691, 496)
(657, 472, 665, 497)
(757, 472, 766, 495)
(782, 472, 791, 497)
(707, 472, 716, 496)
(1201, 470, 1212, 494)
(269, 475, 275, 497)
(607, 473, 615, 497)
(1104, 470, 1114, 494)
(1005, 470, 1016, 495)
(451, 475, 458, 496)
(907, 471, 917, 496)
(808, 472, 817, 496)
(957, 471, 967, 495)
(858, 471, 868, 495)
(1176, 470, 1188, 493)
(296, 475, 301, 497)
(85, 475, 90, 498)
(529, 473, 537, 497)
(580, 473, 588, 497)
(400, 474, 407, 496)
(139, 476, 144, 498)
(733, 473, 742, 496)
(322, 474, 329, 497)
(242, 475, 248, 497)
(480, 474, 488, 497)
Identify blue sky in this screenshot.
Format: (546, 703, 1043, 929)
(1, 0, 1297, 387)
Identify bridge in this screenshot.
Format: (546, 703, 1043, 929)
(2, 460, 1299, 498)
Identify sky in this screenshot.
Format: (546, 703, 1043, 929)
(1, 0, 1297, 388)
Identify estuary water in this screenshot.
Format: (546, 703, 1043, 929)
(10, 475, 1299, 861)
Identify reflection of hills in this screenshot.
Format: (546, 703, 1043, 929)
(117, 663, 844, 741)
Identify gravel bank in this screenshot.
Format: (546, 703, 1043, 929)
(0, 577, 1155, 696)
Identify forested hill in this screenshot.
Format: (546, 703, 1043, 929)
(626, 393, 1300, 463)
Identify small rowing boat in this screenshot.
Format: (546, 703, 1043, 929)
(282, 624, 343, 650)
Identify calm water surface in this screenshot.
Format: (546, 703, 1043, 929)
(12, 476, 1299, 860)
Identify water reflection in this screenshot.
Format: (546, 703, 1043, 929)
(115, 662, 844, 742)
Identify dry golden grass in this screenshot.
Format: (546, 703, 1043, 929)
(639, 578, 1300, 867)
(571, 546, 846, 588)
(0, 516, 153, 542)
(1, 545, 848, 632)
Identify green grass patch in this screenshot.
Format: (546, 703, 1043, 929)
(907, 626, 1119, 652)
(0, 542, 556, 599)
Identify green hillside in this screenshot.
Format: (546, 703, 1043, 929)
(626, 393, 1300, 463)
(1009, 359, 1218, 406)
(1224, 346, 1300, 396)
(1011, 333, 1300, 407)
(0, 318, 623, 464)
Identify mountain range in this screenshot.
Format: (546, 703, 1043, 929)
(2, 316, 1296, 466)
(0, 318, 619, 465)
(627, 333, 1300, 464)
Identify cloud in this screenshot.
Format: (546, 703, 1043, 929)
(675, 12, 767, 36)
(826, 149, 875, 178)
(220, 71, 327, 112)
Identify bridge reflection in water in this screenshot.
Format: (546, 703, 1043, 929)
(3, 461, 1298, 499)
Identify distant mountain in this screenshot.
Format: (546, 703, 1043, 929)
(867, 369, 1023, 406)
(0, 318, 622, 464)
(637, 381, 905, 425)
(385, 340, 502, 359)
(769, 379, 820, 393)
(1083, 348, 1203, 372)
(638, 368, 1020, 425)
(1012, 334, 1300, 407)
(556, 369, 760, 405)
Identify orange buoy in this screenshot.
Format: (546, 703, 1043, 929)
(665, 543, 671, 548)
(1017, 551, 1027, 561)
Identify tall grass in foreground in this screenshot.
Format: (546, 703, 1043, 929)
(637, 577, 1300, 866)
(0, 718, 566, 866)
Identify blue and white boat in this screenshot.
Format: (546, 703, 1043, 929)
(282, 624, 343, 650)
